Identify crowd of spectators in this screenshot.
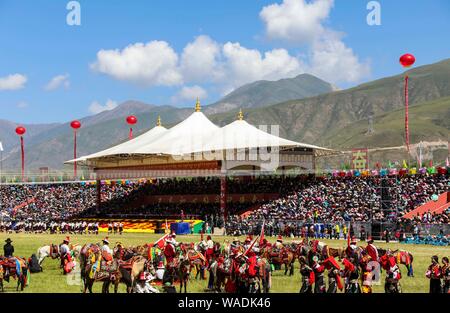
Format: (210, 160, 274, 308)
(1, 173, 448, 235)
(225, 174, 450, 235)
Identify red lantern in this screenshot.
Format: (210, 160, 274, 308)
(126, 115, 137, 139)
(15, 126, 26, 136)
(70, 120, 81, 178)
(70, 120, 81, 129)
(15, 126, 26, 181)
(400, 53, 415, 153)
(399, 53, 415, 68)
(126, 115, 137, 125)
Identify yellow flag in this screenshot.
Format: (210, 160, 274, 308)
(402, 160, 408, 168)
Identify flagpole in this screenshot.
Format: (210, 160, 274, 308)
(0, 147, 2, 184)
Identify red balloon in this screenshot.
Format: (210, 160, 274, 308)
(15, 126, 26, 136)
(70, 120, 81, 129)
(126, 115, 137, 125)
(399, 53, 415, 68)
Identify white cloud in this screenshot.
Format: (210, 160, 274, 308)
(92, 36, 306, 93)
(260, 0, 370, 83)
(180, 35, 222, 83)
(0, 74, 27, 90)
(88, 99, 118, 114)
(260, 0, 334, 44)
(308, 32, 371, 83)
(45, 74, 70, 91)
(91, 1, 369, 92)
(172, 85, 208, 103)
(222, 42, 304, 88)
(91, 41, 182, 86)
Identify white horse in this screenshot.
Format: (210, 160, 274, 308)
(37, 244, 82, 265)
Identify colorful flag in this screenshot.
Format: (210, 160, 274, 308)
(402, 160, 408, 169)
(154, 233, 170, 249)
(446, 157, 449, 167)
(243, 235, 259, 257)
(388, 161, 393, 168)
(429, 160, 433, 167)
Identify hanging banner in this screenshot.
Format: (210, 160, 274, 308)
(351, 148, 369, 170)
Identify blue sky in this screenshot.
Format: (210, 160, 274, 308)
(0, 0, 449, 124)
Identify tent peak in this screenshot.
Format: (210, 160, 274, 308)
(195, 97, 201, 112)
(237, 108, 244, 121)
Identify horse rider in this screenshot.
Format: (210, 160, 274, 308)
(346, 236, 359, 260)
(275, 235, 283, 250)
(342, 258, 361, 293)
(164, 233, 178, 266)
(426, 255, 442, 293)
(101, 237, 113, 262)
(243, 236, 252, 251)
(3, 238, 14, 258)
(60, 236, 72, 270)
(365, 236, 379, 262)
(311, 255, 326, 293)
(360, 250, 374, 293)
(299, 256, 314, 293)
(205, 235, 214, 262)
(380, 249, 401, 293)
(441, 257, 450, 294)
(323, 257, 342, 293)
(231, 237, 241, 251)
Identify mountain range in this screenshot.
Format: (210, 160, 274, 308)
(1, 59, 450, 171)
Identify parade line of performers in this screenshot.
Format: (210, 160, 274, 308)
(0, 221, 125, 235)
(2, 234, 449, 293)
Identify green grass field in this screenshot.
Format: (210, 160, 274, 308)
(1, 233, 448, 293)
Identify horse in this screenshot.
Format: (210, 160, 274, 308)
(82, 249, 122, 293)
(177, 256, 192, 293)
(37, 243, 82, 265)
(257, 257, 271, 293)
(378, 248, 414, 277)
(0, 256, 29, 291)
(262, 246, 296, 276)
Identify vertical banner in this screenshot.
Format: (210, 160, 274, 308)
(351, 148, 369, 170)
(220, 176, 227, 222)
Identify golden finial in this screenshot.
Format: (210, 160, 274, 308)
(156, 115, 161, 127)
(238, 108, 244, 121)
(195, 97, 201, 112)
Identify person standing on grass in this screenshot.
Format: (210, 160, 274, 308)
(442, 257, 450, 294)
(299, 256, 313, 293)
(426, 255, 442, 293)
(3, 238, 14, 258)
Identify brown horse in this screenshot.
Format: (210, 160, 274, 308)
(257, 257, 271, 293)
(0, 256, 29, 291)
(378, 248, 414, 277)
(262, 247, 296, 276)
(83, 254, 122, 293)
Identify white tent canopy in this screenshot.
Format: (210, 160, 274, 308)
(69, 124, 167, 162)
(188, 119, 326, 153)
(67, 104, 330, 165)
(133, 111, 220, 155)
